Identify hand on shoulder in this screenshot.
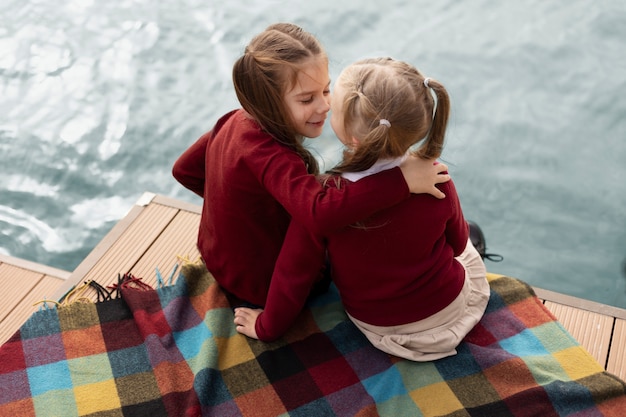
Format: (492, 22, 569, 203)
(400, 155, 450, 199)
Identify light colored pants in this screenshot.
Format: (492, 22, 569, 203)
(348, 239, 489, 362)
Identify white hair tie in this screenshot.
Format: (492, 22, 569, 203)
(423, 77, 431, 88)
(379, 119, 391, 128)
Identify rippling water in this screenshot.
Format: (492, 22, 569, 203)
(1, 0, 625, 308)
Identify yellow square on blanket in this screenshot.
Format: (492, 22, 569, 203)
(409, 381, 463, 415)
(555, 346, 604, 380)
(216, 334, 256, 370)
(74, 380, 121, 415)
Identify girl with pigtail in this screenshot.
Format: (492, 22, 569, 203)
(235, 57, 490, 362)
(173, 24, 449, 309)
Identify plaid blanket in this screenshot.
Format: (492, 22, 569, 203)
(1, 263, 625, 417)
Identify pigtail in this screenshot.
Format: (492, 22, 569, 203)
(346, 128, 390, 170)
(415, 78, 450, 160)
(331, 58, 449, 175)
(330, 84, 388, 173)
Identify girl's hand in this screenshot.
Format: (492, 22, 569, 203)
(400, 155, 450, 199)
(234, 307, 263, 339)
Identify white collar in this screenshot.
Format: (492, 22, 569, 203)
(341, 154, 407, 182)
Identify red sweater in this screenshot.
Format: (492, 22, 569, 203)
(256, 176, 468, 341)
(172, 110, 409, 306)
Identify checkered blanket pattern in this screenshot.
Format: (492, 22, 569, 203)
(1, 263, 625, 416)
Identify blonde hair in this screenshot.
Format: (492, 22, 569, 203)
(331, 57, 450, 174)
(232, 23, 325, 174)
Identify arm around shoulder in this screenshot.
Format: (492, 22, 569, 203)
(400, 155, 450, 199)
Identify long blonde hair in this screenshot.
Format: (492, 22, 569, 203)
(330, 57, 450, 174)
(232, 23, 324, 174)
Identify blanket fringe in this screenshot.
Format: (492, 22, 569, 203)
(32, 256, 201, 310)
(108, 272, 154, 293)
(34, 279, 100, 310)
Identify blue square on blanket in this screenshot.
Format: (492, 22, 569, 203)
(108, 345, 152, 378)
(544, 379, 594, 415)
(435, 344, 482, 380)
(194, 367, 232, 406)
(483, 290, 507, 314)
(325, 321, 372, 356)
(27, 360, 72, 395)
(290, 398, 335, 417)
(499, 329, 549, 357)
(20, 310, 61, 339)
(173, 322, 212, 360)
(362, 366, 407, 403)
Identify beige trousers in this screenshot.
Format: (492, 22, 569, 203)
(348, 239, 490, 362)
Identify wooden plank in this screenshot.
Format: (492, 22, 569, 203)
(535, 286, 626, 320)
(129, 209, 201, 288)
(0, 261, 67, 345)
(153, 193, 201, 214)
(0, 275, 64, 345)
(52, 201, 178, 302)
(0, 264, 42, 323)
(79, 202, 177, 283)
(0, 254, 71, 280)
(607, 319, 625, 381)
(544, 301, 613, 368)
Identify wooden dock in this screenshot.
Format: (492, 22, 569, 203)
(1, 192, 624, 381)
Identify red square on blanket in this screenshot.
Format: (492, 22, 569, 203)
(483, 357, 538, 399)
(0, 340, 27, 373)
(62, 325, 106, 358)
(271, 370, 324, 410)
(234, 385, 287, 417)
(308, 356, 361, 396)
(508, 297, 555, 329)
(0, 398, 36, 417)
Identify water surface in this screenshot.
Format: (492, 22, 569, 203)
(1, 0, 625, 308)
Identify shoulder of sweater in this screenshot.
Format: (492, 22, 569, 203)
(217, 111, 274, 147)
(213, 109, 240, 131)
